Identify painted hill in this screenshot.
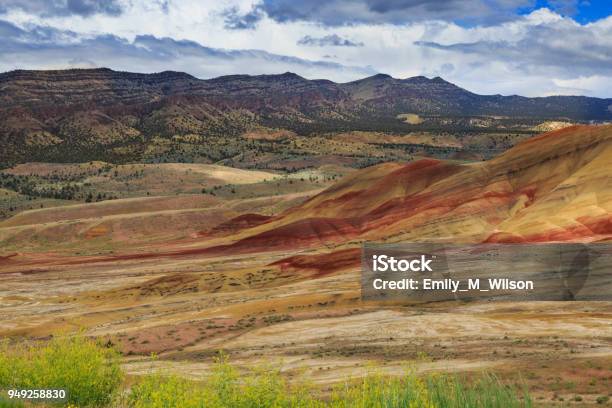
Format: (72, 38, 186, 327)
(4, 124, 606, 259)
(209, 124, 611, 253)
(1, 68, 611, 166)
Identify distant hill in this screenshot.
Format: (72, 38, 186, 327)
(1, 68, 611, 166)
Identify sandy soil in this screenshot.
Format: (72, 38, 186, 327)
(0, 242, 610, 404)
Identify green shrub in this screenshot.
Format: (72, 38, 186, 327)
(328, 371, 530, 408)
(129, 359, 531, 408)
(330, 372, 433, 408)
(596, 395, 609, 404)
(425, 373, 531, 408)
(0, 397, 24, 408)
(126, 374, 202, 408)
(0, 335, 123, 407)
(0, 335, 532, 408)
(128, 355, 317, 408)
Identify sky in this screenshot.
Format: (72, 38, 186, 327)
(0, 0, 611, 97)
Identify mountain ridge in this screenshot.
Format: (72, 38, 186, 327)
(3, 67, 608, 98)
(1, 68, 611, 166)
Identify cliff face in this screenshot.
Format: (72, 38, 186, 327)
(1, 68, 611, 166)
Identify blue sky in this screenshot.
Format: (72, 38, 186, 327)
(521, 0, 611, 23)
(0, 0, 611, 97)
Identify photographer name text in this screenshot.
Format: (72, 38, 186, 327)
(371, 255, 534, 292)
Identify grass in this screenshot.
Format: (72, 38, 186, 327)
(127, 356, 314, 408)
(128, 364, 531, 408)
(0, 335, 123, 407)
(0, 336, 531, 407)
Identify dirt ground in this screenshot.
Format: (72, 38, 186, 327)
(1, 243, 610, 405)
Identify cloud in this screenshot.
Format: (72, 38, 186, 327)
(227, 0, 533, 28)
(0, 2, 610, 98)
(552, 75, 612, 96)
(414, 11, 612, 77)
(66, 57, 98, 68)
(0, 19, 375, 81)
(0, 0, 124, 17)
(297, 34, 364, 47)
(222, 6, 264, 30)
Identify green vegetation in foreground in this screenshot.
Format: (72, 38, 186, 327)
(0, 336, 123, 407)
(128, 367, 531, 408)
(0, 335, 531, 407)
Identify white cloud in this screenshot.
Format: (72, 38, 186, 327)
(0, 1, 610, 97)
(0, 21, 375, 81)
(222, 0, 535, 27)
(553, 75, 612, 96)
(413, 11, 612, 96)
